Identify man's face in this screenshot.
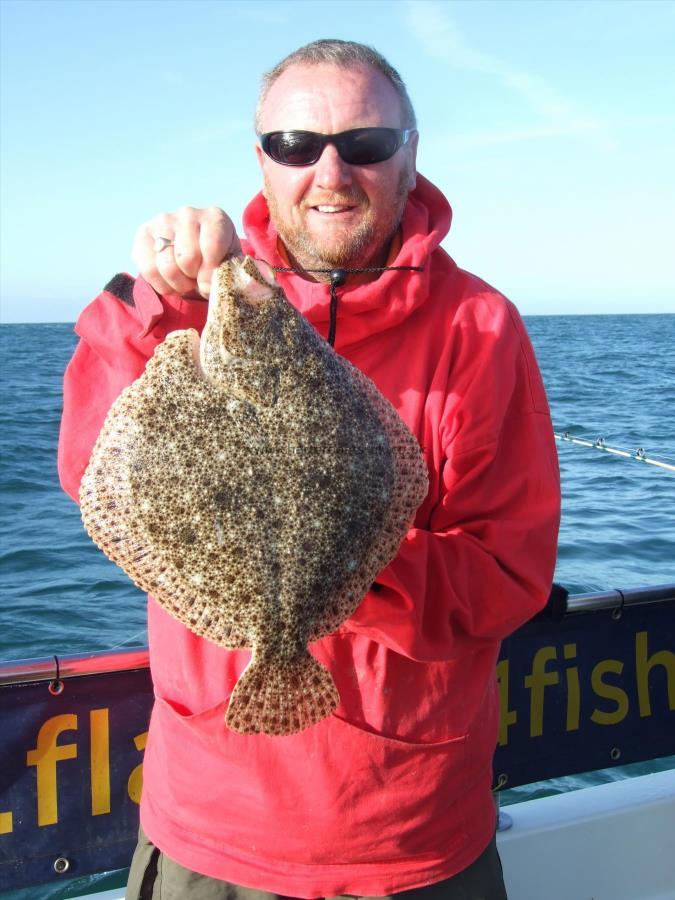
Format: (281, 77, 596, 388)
(255, 62, 418, 272)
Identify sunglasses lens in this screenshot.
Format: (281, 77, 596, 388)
(266, 132, 322, 165)
(341, 129, 402, 165)
(262, 129, 409, 166)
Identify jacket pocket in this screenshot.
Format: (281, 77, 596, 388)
(151, 694, 476, 864)
(331, 711, 468, 748)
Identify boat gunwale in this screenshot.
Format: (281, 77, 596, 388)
(0, 646, 149, 685)
(1, 583, 673, 686)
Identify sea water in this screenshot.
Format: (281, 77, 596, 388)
(1, 314, 674, 898)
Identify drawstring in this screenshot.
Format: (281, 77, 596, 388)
(327, 269, 348, 346)
(263, 262, 424, 347)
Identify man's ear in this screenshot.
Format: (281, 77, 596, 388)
(255, 143, 268, 197)
(406, 131, 419, 192)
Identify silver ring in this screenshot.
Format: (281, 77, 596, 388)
(153, 236, 174, 253)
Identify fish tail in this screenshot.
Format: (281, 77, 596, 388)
(225, 650, 339, 736)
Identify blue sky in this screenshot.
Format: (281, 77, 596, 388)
(1, 0, 674, 322)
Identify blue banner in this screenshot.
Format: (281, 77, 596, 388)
(494, 600, 675, 790)
(0, 667, 152, 890)
(1, 600, 674, 890)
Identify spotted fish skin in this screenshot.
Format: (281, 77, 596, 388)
(80, 256, 428, 736)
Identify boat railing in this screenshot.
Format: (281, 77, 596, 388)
(1, 583, 672, 687)
(1, 583, 673, 891)
(0, 646, 150, 686)
(566, 582, 675, 613)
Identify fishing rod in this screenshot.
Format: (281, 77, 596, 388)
(554, 431, 675, 472)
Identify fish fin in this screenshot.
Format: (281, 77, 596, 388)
(80, 471, 250, 650)
(306, 358, 429, 644)
(225, 650, 339, 736)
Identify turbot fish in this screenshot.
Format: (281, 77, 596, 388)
(80, 256, 428, 736)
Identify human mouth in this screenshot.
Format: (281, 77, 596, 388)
(313, 205, 356, 214)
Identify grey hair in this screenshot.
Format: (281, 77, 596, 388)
(255, 39, 417, 133)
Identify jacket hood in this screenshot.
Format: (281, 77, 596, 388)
(241, 173, 454, 351)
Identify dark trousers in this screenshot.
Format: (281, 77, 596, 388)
(126, 825, 507, 900)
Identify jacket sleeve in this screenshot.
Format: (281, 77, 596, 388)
(342, 297, 561, 662)
(58, 275, 208, 502)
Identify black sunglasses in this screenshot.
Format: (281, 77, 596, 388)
(259, 127, 415, 167)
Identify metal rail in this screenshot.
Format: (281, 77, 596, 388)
(1, 584, 673, 686)
(566, 582, 675, 614)
(554, 432, 675, 472)
(0, 646, 149, 687)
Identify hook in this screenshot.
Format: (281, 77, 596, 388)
(48, 655, 64, 696)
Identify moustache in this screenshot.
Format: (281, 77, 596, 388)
(303, 190, 368, 209)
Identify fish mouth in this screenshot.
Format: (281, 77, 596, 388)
(195, 257, 279, 379)
(242, 256, 277, 287)
(215, 256, 278, 311)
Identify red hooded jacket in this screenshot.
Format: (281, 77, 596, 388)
(59, 175, 560, 897)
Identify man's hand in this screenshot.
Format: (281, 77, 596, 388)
(132, 206, 242, 299)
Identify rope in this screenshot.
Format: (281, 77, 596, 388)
(268, 264, 424, 276)
(554, 431, 675, 472)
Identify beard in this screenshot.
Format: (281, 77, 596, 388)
(264, 167, 413, 274)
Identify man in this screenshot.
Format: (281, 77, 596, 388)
(59, 39, 560, 900)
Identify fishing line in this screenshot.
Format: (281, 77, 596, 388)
(554, 431, 675, 472)
(107, 629, 148, 651)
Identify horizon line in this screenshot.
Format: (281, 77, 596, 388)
(2, 311, 674, 327)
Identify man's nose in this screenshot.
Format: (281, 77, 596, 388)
(313, 144, 352, 190)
